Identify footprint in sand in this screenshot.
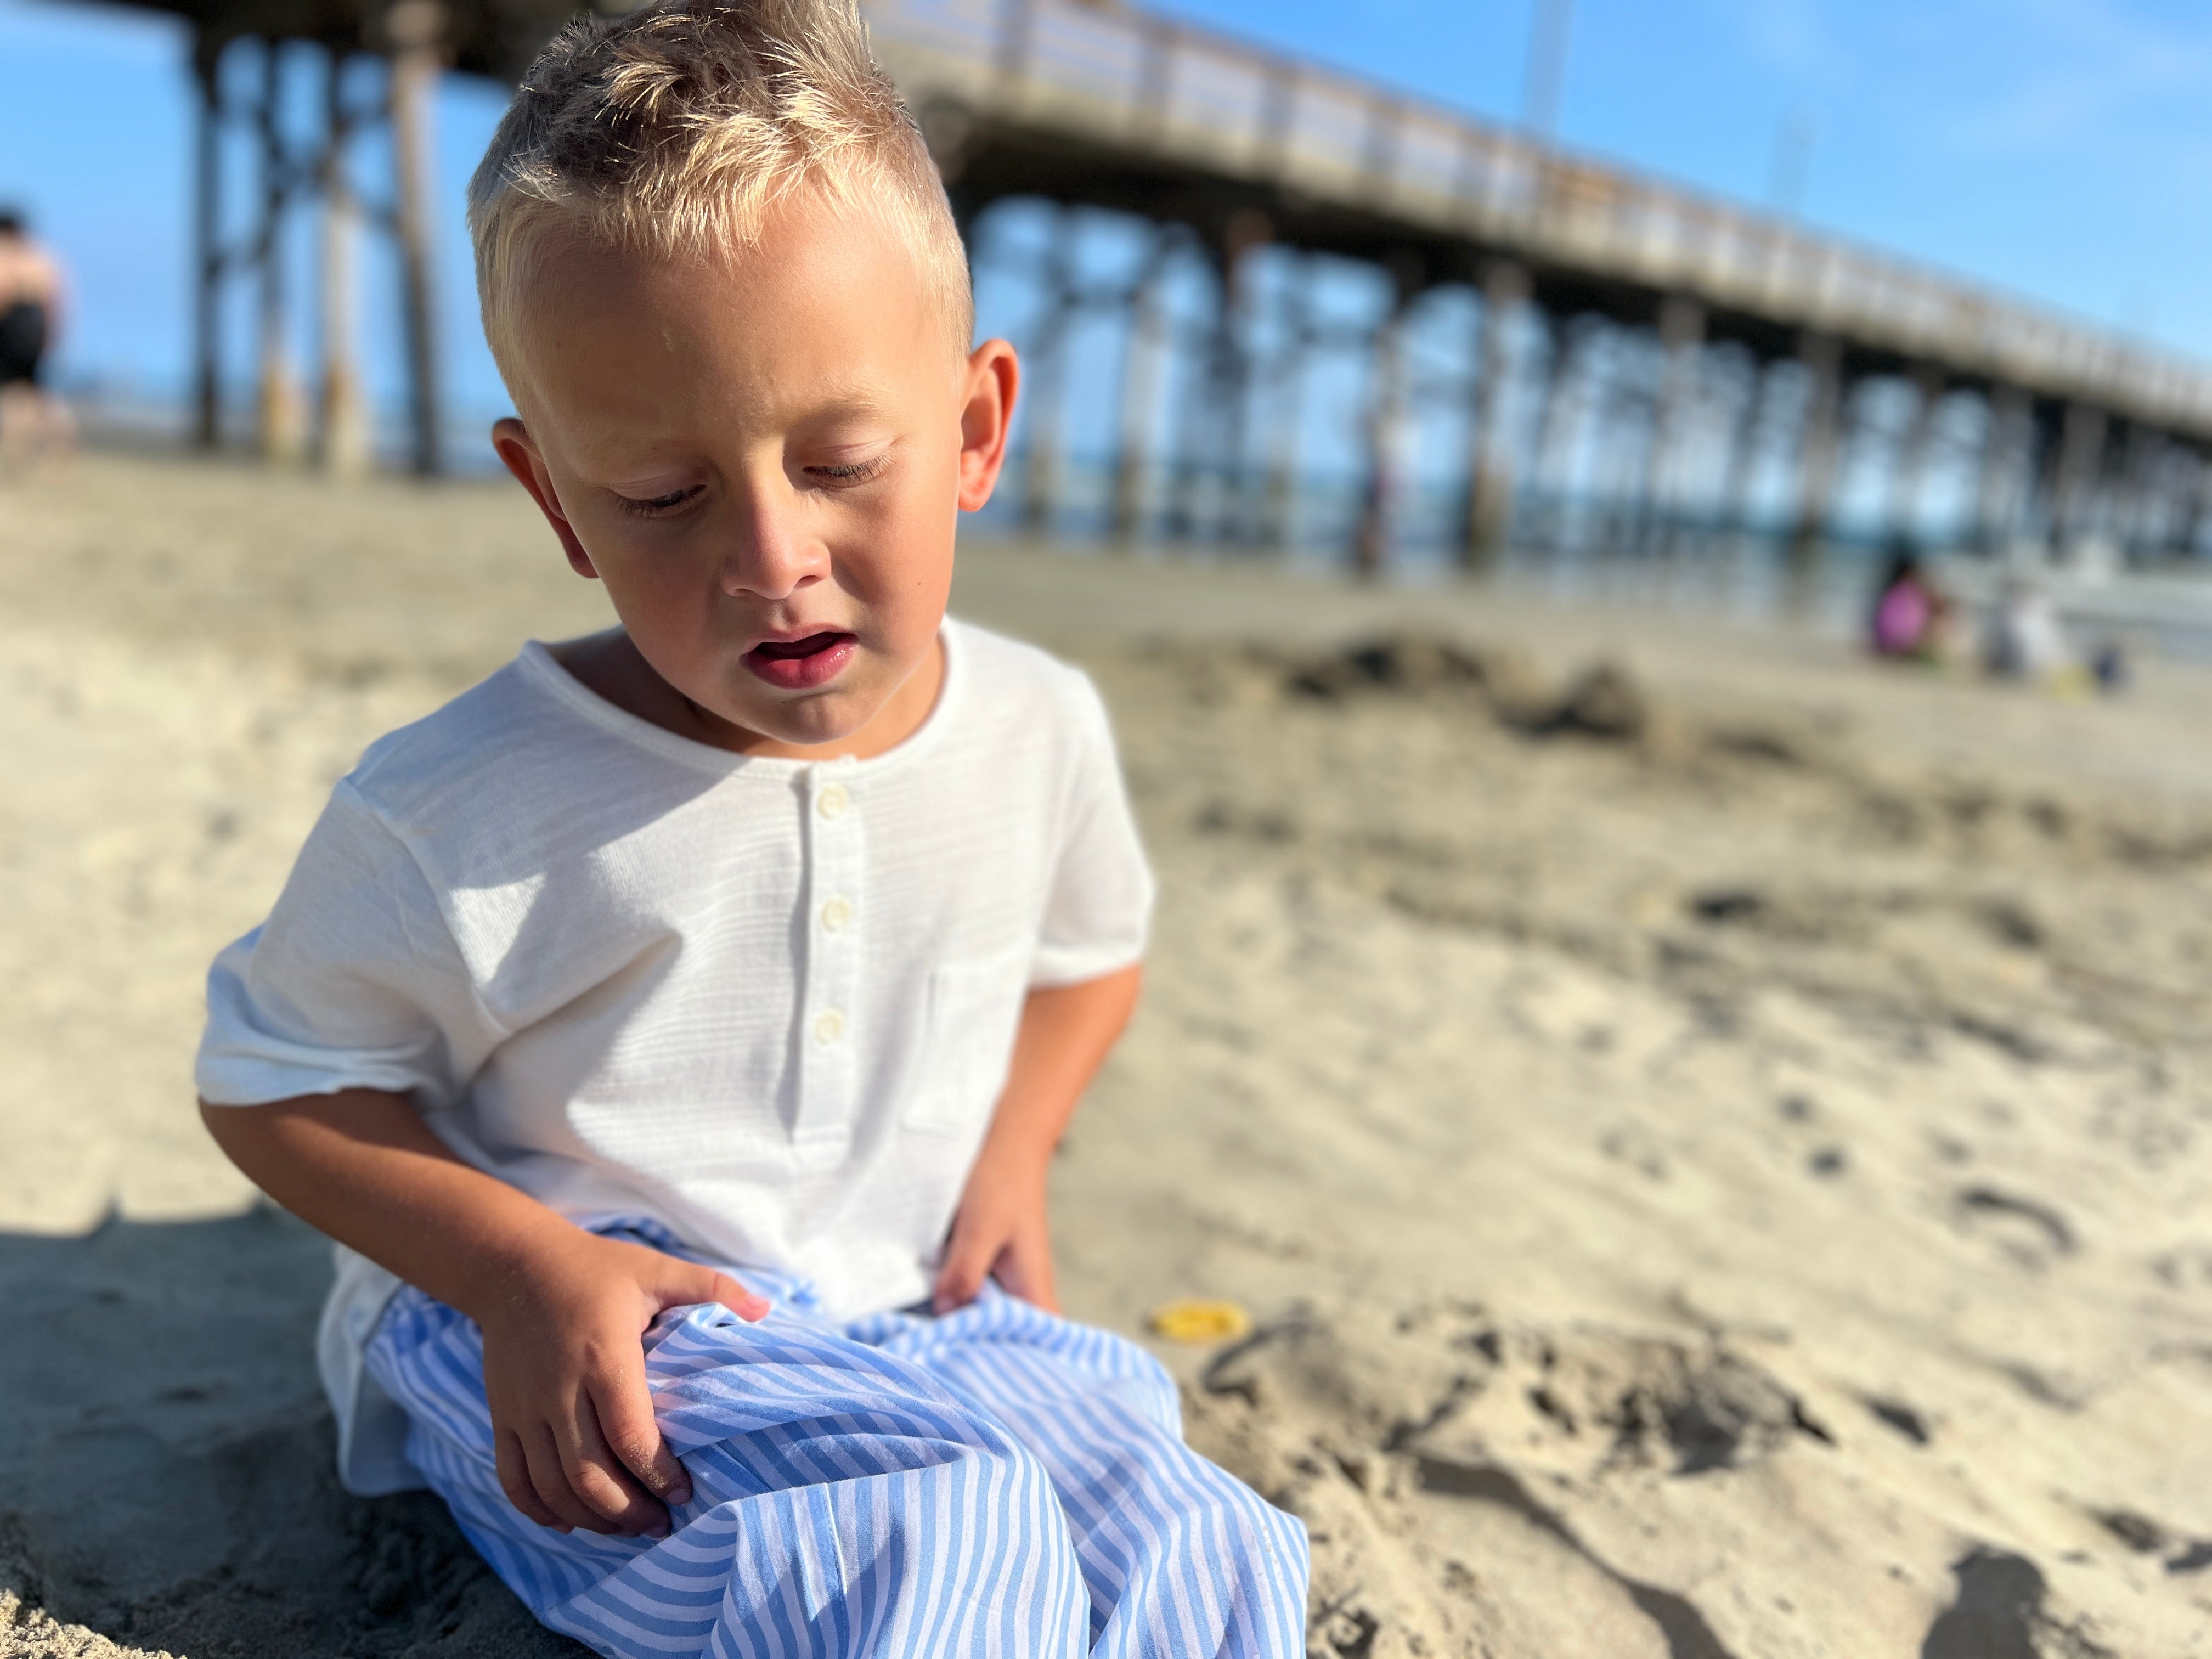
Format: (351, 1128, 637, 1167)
(1952, 1186, 2075, 1271)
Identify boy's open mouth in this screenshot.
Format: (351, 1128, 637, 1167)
(743, 630, 857, 691)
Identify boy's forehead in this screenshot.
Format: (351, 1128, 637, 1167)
(506, 198, 960, 426)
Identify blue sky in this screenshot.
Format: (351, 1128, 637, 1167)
(3, 0, 2210, 459)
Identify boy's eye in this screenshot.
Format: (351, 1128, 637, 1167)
(805, 454, 889, 488)
(616, 486, 702, 519)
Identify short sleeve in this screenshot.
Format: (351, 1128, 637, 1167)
(195, 780, 504, 1110)
(1029, 674, 1154, 987)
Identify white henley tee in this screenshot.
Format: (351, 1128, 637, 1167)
(194, 619, 1153, 1494)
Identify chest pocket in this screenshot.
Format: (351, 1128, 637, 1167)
(902, 947, 1032, 1135)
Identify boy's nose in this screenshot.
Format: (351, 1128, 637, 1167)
(719, 485, 825, 602)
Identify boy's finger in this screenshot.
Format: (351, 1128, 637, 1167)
(591, 1366, 693, 1513)
(565, 1403, 667, 1536)
(525, 1423, 620, 1535)
(656, 1259, 770, 1323)
(496, 1429, 571, 1533)
(933, 1227, 992, 1313)
(703, 1269, 769, 1322)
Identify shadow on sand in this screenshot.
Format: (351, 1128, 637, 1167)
(0, 1207, 579, 1657)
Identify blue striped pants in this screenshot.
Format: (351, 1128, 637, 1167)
(363, 1253, 1308, 1657)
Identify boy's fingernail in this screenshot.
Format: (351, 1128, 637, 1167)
(645, 1520, 670, 1539)
(668, 1484, 692, 1506)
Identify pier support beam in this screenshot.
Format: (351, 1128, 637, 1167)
(1462, 258, 1531, 571)
(1975, 383, 2028, 554)
(1786, 332, 1844, 598)
(2179, 452, 2212, 562)
(2161, 443, 2200, 560)
(388, 0, 447, 476)
(1020, 202, 1079, 535)
(1353, 267, 1417, 579)
(191, 44, 223, 451)
(1887, 365, 1944, 549)
(2148, 443, 2194, 561)
(1526, 312, 1592, 551)
(1215, 210, 1271, 544)
(2049, 401, 2108, 560)
(1638, 293, 1705, 553)
(318, 49, 372, 478)
(2108, 422, 2160, 565)
(1717, 350, 1771, 546)
(1593, 349, 1648, 554)
(1111, 227, 1172, 545)
(1260, 251, 1313, 551)
(255, 42, 307, 464)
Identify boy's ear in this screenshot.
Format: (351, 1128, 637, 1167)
(492, 417, 600, 580)
(956, 339, 1020, 514)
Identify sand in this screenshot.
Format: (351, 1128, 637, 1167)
(3, 451, 2210, 1657)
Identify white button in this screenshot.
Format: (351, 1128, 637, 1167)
(820, 896, 854, 932)
(817, 783, 850, 820)
(812, 1008, 847, 1045)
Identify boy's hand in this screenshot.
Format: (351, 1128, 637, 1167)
(474, 1226, 768, 1538)
(934, 1137, 1056, 1314)
(929, 968, 1142, 1316)
(194, 1091, 777, 1541)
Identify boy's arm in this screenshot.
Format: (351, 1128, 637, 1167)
(200, 1090, 765, 1538)
(932, 962, 1143, 1313)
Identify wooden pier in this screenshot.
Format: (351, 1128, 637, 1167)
(90, 0, 2212, 573)
(875, 0, 2212, 570)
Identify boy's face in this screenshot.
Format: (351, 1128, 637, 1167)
(493, 196, 1013, 753)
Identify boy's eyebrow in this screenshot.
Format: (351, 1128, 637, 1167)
(787, 388, 902, 425)
(567, 387, 906, 466)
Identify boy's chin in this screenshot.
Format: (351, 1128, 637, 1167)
(726, 685, 881, 749)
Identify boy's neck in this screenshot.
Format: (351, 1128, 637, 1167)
(548, 629, 945, 762)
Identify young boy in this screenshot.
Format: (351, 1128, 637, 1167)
(193, 2, 1307, 1653)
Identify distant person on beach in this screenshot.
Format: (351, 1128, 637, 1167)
(1869, 546, 1951, 663)
(190, 4, 1307, 1657)
(1983, 576, 2069, 682)
(0, 208, 73, 458)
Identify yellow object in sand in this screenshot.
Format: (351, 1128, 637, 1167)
(2050, 663, 2095, 702)
(1147, 1297, 1252, 1344)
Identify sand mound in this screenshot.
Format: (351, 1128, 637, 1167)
(1182, 1305, 2141, 1658)
(1284, 633, 1650, 742)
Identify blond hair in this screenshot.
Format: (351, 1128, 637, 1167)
(469, 0, 972, 381)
